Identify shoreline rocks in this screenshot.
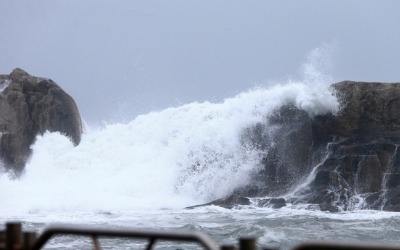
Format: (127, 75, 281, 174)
(202, 81, 400, 212)
(0, 68, 82, 173)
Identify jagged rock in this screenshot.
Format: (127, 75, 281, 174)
(301, 81, 400, 211)
(203, 81, 400, 212)
(0, 68, 82, 173)
(186, 195, 251, 209)
(300, 81, 400, 211)
(257, 197, 287, 209)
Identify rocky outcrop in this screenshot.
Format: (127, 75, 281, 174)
(205, 81, 400, 211)
(0, 68, 82, 173)
(302, 81, 400, 211)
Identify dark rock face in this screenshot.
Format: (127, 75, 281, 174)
(206, 81, 400, 211)
(0, 68, 82, 173)
(303, 81, 400, 211)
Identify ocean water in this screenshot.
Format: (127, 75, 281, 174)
(2, 207, 400, 250)
(1, 67, 400, 249)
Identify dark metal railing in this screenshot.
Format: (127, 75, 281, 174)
(1, 221, 400, 250)
(31, 224, 220, 250)
(0, 222, 221, 250)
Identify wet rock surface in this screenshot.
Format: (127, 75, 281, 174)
(0, 68, 82, 173)
(206, 81, 400, 211)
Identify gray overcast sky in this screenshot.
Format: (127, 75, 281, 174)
(1, 1, 399, 124)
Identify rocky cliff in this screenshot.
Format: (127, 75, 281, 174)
(0, 68, 82, 173)
(202, 81, 400, 212)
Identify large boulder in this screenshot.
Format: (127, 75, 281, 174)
(204, 81, 400, 211)
(300, 81, 400, 211)
(0, 68, 82, 173)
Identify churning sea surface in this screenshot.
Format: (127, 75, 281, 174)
(1, 68, 400, 249)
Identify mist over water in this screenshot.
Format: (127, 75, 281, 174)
(0, 47, 338, 216)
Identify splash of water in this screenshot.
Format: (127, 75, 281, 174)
(0, 45, 338, 215)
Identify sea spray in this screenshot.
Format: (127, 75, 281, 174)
(1, 45, 399, 249)
(0, 80, 338, 215)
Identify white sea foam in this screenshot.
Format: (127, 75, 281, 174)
(0, 44, 341, 218)
(0, 79, 337, 216)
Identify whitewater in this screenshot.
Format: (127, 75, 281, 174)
(0, 80, 336, 211)
(2, 65, 400, 249)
